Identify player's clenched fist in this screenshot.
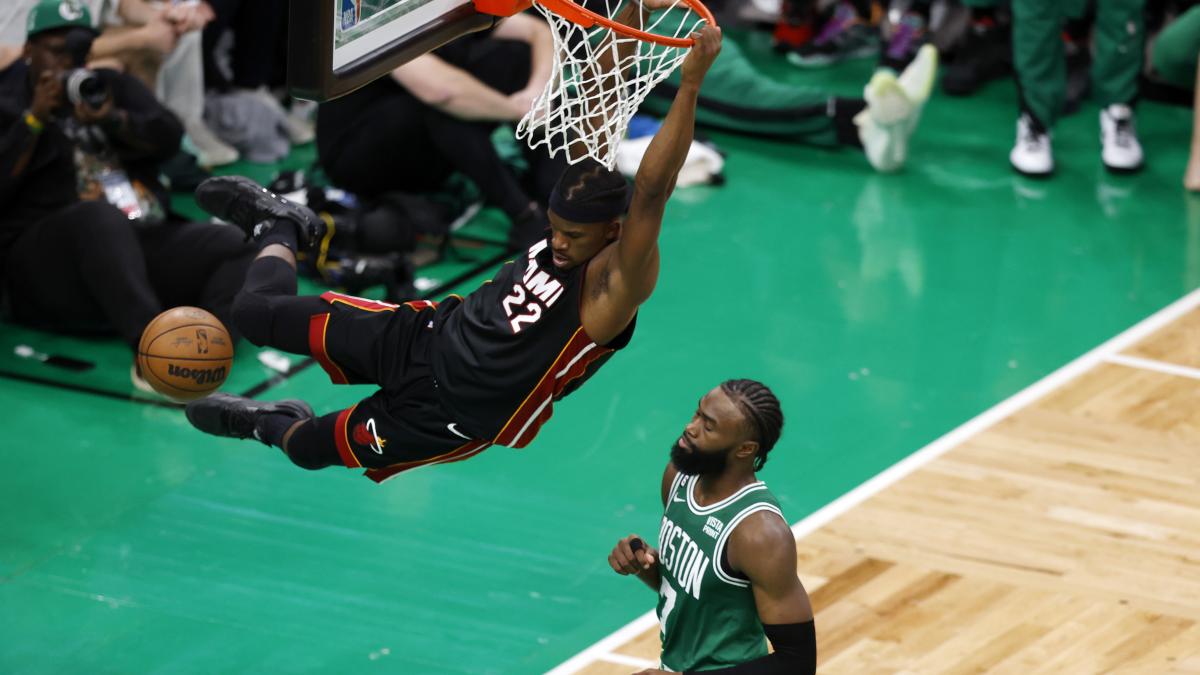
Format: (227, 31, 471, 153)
(608, 535, 659, 575)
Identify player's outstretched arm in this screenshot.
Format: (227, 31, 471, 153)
(612, 26, 721, 302)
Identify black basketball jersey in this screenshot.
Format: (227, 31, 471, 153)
(431, 238, 635, 447)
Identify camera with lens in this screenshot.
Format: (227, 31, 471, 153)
(61, 68, 109, 110)
(58, 26, 108, 110)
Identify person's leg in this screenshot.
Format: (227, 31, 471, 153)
(5, 201, 162, 350)
(318, 94, 452, 199)
(420, 107, 536, 221)
(1092, 0, 1144, 108)
(646, 36, 844, 145)
(1093, 0, 1146, 172)
(1011, 0, 1066, 129)
(192, 176, 330, 355)
(1184, 55, 1200, 190)
(138, 220, 255, 343)
(1152, 6, 1200, 89)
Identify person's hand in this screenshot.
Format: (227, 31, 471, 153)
(137, 16, 179, 54)
(73, 95, 114, 126)
(30, 70, 64, 122)
(679, 25, 721, 88)
(507, 87, 540, 121)
(165, 1, 214, 33)
(608, 535, 659, 575)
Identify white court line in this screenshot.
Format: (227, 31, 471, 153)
(545, 288, 1200, 675)
(598, 653, 659, 669)
(1104, 353, 1200, 381)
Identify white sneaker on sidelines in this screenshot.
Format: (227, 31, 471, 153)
(1010, 113, 1053, 177)
(248, 87, 316, 145)
(855, 44, 938, 173)
(856, 71, 911, 172)
(1100, 103, 1144, 173)
(182, 116, 239, 167)
(895, 44, 938, 133)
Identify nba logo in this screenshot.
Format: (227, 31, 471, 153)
(341, 0, 359, 30)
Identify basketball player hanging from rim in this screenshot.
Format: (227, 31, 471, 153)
(183, 7, 723, 482)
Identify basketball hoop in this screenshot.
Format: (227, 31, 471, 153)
(476, 0, 717, 168)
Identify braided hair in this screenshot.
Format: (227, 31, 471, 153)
(719, 379, 784, 471)
(549, 158, 630, 223)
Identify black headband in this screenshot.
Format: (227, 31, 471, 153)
(548, 180, 630, 223)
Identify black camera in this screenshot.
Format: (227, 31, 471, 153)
(62, 68, 109, 109)
(58, 26, 107, 110)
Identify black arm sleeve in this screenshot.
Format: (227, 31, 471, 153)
(683, 621, 816, 675)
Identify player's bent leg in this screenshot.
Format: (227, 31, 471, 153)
(193, 176, 327, 250)
(185, 393, 314, 443)
(231, 258, 328, 354)
(279, 412, 346, 470)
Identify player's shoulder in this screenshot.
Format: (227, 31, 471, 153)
(729, 501, 792, 555)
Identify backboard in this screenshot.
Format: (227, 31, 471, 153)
(288, 0, 498, 101)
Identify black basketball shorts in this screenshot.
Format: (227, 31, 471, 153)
(308, 291, 491, 483)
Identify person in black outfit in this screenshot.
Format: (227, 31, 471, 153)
(315, 13, 566, 250)
(0, 2, 254, 383)
(183, 16, 723, 485)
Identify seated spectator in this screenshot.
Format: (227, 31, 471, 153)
(315, 13, 564, 250)
(0, 1, 255, 388)
(203, 0, 314, 145)
(1150, 4, 1200, 189)
(0, 0, 237, 166)
(637, 18, 939, 173)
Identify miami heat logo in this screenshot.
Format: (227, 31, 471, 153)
(352, 418, 387, 454)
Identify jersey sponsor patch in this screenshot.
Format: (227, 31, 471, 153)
(703, 516, 724, 539)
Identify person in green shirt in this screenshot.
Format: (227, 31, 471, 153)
(608, 379, 815, 674)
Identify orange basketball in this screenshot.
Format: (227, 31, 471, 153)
(136, 307, 234, 401)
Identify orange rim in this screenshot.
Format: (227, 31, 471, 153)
(536, 0, 716, 48)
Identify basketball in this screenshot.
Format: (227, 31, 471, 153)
(136, 307, 234, 401)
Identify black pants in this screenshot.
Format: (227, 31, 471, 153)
(317, 41, 567, 220)
(203, 0, 288, 90)
(3, 201, 255, 350)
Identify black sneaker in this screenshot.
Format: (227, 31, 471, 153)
(942, 21, 1011, 96)
(186, 393, 314, 442)
(194, 176, 326, 249)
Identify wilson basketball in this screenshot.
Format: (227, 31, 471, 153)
(136, 307, 233, 401)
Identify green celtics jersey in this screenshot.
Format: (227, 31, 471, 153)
(655, 472, 785, 672)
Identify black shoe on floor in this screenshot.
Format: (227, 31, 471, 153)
(186, 393, 315, 441)
(194, 176, 326, 249)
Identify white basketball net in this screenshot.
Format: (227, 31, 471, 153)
(516, 0, 709, 169)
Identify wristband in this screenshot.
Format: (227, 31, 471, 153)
(24, 111, 44, 134)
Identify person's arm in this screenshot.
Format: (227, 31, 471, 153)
(90, 16, 178, 60)
(390, 53, 526, 122)
(116, 0, 161, 26)
(605, 26, 721, 305)
(633, 511, 815, 675)
(0, 71, 61, 202)
(75, 71, 182, 162)
(607, 461, 678, 592)
(491, 13, 554, 111)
